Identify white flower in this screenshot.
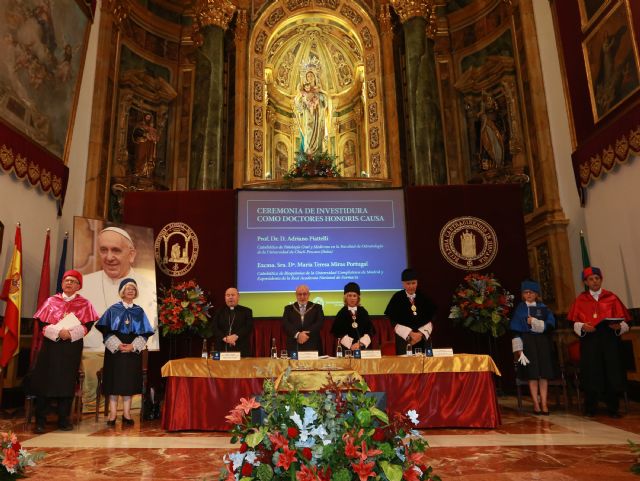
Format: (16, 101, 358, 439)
(406, 409, 419, 425)
(228, 451, 246, 470)
(245, 450, 259, 465)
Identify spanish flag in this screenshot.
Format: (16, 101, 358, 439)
(0, 224, 22, 368)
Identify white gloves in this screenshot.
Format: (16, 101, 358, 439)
(530, 318, 545, 333)
(517, 352, 530, 366)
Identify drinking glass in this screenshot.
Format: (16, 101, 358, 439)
(280, 350, 288, 360)
(345, 349, 353, 358)
(414, 347, 423, 356)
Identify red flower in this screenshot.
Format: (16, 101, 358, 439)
(351, 460, 376, 481)
(372, 428, 385, 442)
(11, 441, 20, 452)
(236, 397, 261, 414)
(241, 463, 253, 476)
(276, 446, 297, 470)
(403, 466, 421, 481)
(2, 447, 18, 469)
(269, 432, 288, 450)
(302, 447, 312, 460)
(287, 426, 299, 438)
(343, 434, 358, 458)
(239, 442, 248, 453)
(356, 440, 382, 462)
(225, 408, 244, 425)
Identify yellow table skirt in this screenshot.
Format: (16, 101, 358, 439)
(161, 353, 501, 379)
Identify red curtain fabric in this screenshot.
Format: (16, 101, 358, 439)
(161, 371, 500, 431)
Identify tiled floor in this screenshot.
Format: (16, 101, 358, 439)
(5, 396, 640, 480)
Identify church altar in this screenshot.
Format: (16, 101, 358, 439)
(160, 354, 502, 431)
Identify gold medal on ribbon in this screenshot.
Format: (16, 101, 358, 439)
(351, 313, 358, 329)
(411, 304, 417, 316)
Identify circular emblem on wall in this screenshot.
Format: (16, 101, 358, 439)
(155, 222, 199, 277)
(439, 216, 498, 271)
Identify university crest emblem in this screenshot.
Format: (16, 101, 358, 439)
(155, 222, 199, 276)
(439, 216, 498, 271)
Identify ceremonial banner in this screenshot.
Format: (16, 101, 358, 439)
(31, 230, 51, 366)
(0, 225, 22, 368)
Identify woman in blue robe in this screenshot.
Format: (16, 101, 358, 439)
(510, 280, 556, 415)
(96, 278, 154, 426)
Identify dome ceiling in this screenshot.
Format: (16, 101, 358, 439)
(266, 15, 363, 99)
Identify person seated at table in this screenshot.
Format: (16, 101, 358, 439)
(212, 287, 254, 357)
(384, 268, 437, 355)
(510, 279, 556, 415)
(331, 282, 374, 353)
(95, 278, 154, 427)
(282, 284, 325, 354)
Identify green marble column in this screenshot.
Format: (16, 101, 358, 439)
(402, 17, 447, 185)
(190, 26, 225, 190)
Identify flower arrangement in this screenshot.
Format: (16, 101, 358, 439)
(449, 272, 514, 338)
(0, 431, 44, 479)
(284, 151, 342, 179)
(220, 374, 440, 481)
(158, 280, 213, 337)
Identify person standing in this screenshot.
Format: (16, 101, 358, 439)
(30, 270, 99, 433)
(568, 266, 630, 418)
(331, 282, 374, 352)
(95, 278, 154, 427)
(212, 287, 254, 357)
(385, 269, 437, 355)
(510, 280, 556, 415)
(282, 284, 325, 354)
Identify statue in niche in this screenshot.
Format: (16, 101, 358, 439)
(293, 56, 330, 155)
(476, 93, 505, 170)
(131, 112, 159, 177)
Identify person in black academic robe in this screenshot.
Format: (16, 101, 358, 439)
(384, 268, 437, 355)
(212, 287, 254, 357)
(31, 270, 99, 433)
(282, 284, 325, 354)
(331, 282, 374, 354)
(95, 278, 154, 427)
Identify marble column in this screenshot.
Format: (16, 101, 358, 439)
(190, 0, 235, 189)
(392, 0, 447, 185)
(379, 3, 402, 186)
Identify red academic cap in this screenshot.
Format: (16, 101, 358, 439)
(582, 266, 602, 280)
(63, 269, 83, 288)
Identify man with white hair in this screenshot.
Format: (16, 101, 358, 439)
(78, 226, 157, 412)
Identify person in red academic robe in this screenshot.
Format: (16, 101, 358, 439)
(30, 270, 99, 433)
(567, 266, 631, 418)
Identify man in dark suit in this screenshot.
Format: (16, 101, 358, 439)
(282, 284, 325, 354)
(212, 287, 254, 357)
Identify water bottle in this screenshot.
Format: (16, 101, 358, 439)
(406, 342, 412, 356)
(271, 338, 278, 359)
(201, 339, 208, 359)
(336, 340, 343, 358)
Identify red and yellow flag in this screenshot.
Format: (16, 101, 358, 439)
(0, 224, 22, 368)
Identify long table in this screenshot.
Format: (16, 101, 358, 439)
(160, 354, 502, 431)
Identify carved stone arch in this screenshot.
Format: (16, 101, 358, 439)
(246, 0, 387, 185)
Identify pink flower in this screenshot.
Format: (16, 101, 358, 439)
(236, 397, 261, 414)
(225, 408, 244, 425)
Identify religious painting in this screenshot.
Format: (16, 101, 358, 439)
(583, 1, 640, 122)
(0, 0, 91, 160)
(72, 216, 159, 351)
(579, 0, 609, 31)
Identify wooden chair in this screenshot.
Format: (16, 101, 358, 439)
(25, 369, 84, 425)
(95, 349, 149, 422)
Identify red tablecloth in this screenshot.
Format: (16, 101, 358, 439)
(161, 355, 501, 431)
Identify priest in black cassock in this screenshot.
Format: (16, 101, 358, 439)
(384, 268, 437, 355)
(212, 287, 254, 357)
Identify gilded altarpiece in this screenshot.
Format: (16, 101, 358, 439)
(246, 0, 389, 184)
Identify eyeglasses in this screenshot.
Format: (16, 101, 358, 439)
(63, 278, 79, 284)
